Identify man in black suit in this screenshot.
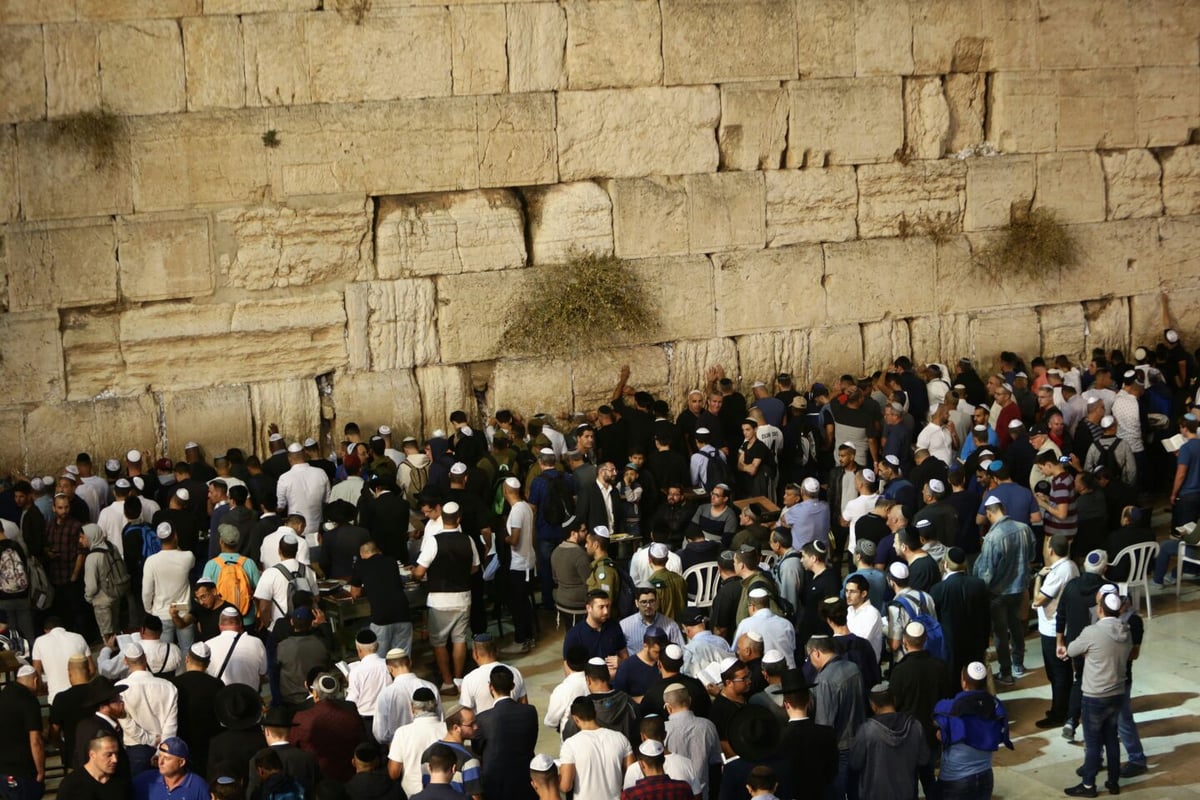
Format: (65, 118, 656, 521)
(359, 475, 413, 563)
(247, 707, 320, 797)
(778, 668, 838, 799)
(170, 642, 225, 778)
(473, 665, 538, 800)
(575, 462, 623, 533)
(929, 546, 991, 681)
(72, 678, 130, 781)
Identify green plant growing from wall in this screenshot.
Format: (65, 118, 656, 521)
(973, 207, 1078, 279)
(335, 0, 371, 24)
(48, 110, 126, 168)
(262, 129, 281, 148)
(505, 251, 660, 356)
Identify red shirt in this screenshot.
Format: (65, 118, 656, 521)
(621, 773, 694, 800)
(45, 516, 83, 585)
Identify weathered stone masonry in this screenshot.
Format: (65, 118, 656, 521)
(0, 0, 1197, 471)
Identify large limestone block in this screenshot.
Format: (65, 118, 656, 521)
(1037, 0, 1136, 70)
(1157, 215, 1200, 285)
(25, 395, 158, 473)
(857, 161, 966, 239)
(415, 365, 472, 438)
(911, 0, 985, 74)
(1130, 290, 1200, 351)
(854, 0, 912, 76)
(937, 309, 972, 365)
(558, 87, 720, 181)
(182, 16, 245, 111)
(808, 324, 863, 384)
(98, 21, 186, 115)
(249, 379, 321, 457)
(162, 386, 253, 461)
(214, 198, 372, 290)
(0, 409, 26, 475)
(344, 279, 439, 371)
(476, 93, 558, 188)
(1101, 150, 1163, 220)
(718, 83, 787, 171)
(450, 6, 508, 96)
(1034, 153, 1105, 225)
(908, 315, 942, 364)
(824, 238, 938, 321)
(17, 120, 133, 221)
(242, 13, 310, 106)
(6, 219, 118, 311)
(904, 77, 949, 160)
(117, 216, 214, 302)
(0, 129, 17, 223)
(661, 0, 796, 84)
(687, 172, 765, 253)
(787, 78, 903, 166)
(76, 0, 200, 19)
(306, 11, 452, 103)
(44, 23, 101, 118)
(981, 1, 1038, 70)
(205, 0, 316, 11)
(435, 271, 521, 363)
(0, 312, 66, 405)
(861, 318, 913, 373)
(565, 0, 662, 90)
(1135, 67, 1200, 148)
(668, 338, 738, 408)
(270, 98, 480, 198)
(765, 167, 858, 247)
(1, 0, 76, 24)
(1161, 146, 1200, 216)
(971, 310, 1039, 367)
(573, 345, 668, 412)
(734, 331, 808, 389)
(945, 73, 985, 154)
(61, 312, 124, 400)
(131, 110, 268, 212)
(964, 155, 1035, 231)
(491, 357, 574, 420)
(333, 370, 423, 443)
(712, 246, 825, 336)
(1083, 296, 1130, 355)
(1057, 69, 1135, 151)
(794, 0, 853, 78)
(987, 72, 1057, 154)
(633, 257, 716, 343)
(607, 177, 689, 259)
(525, 182, 614, 264)
(507, 3, 566, 93)
(1, 26, 46, 124)
(1039, 303, 1087, 359)
(375, 190, 526, 278)
(1132, 0, 1200, 66)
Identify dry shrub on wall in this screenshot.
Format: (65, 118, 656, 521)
(505, 252, 659, 356)
(48, 110, 126, 168)
(974, 208, 1078, 279)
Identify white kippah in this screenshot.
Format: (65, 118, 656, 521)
(303, 437, 318, 448)
(269, 433, 284, 442)
(905, 621, 926, 637)
(928, 479, 945, 493)
(220, 607, 240, 618)
(862, 469, 876, 483)
(175, 488, 190, 502)
(282, 532, 298, 545)
(748, 587, 770, 599)
(156, 522, 173, 539)
(287, 442, 303, 453)
(530, 754, 556, 772)
(718, 656, 739, 673)
(378, 425, 392, 436)
(504, 477, 521, 489)
(1008, 419, 1023, 429)
(432, 429, 447, 439)
(587, 657, 606, 666)
(185, 441, 200, 450)
(695, 427, 710, 435)
(123, 643, 144, 659)
(190, 642, 211, 659)
(126, 449, 142, 462)
(762, 649, 785, 665)
(649, 543, 670, 559)
(663, 643, 683, 660)
(115, 478, 131, 489)
(442, 501, 460, 515)
(966, 662, 987, 681)
(639, 740, 665, 758)
(984, 495, 1002, 507)
(884, 454, 900, 466)
(1102, 592, 1122, 612)
(888, 561, 909, 580)
(915, 518, 932, 529)
(592, 526, 611, 538)
(746, 631, 764, 643)
(17, 665, 36, 678)
(802, 477, 820, 493)
(132, 476, 144, 491)
(449, 462, 468, 475)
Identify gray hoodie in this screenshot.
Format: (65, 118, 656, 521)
(848, 711, 930, 800)
(1066, 616, 1132, 698)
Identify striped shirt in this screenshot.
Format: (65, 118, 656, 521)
(1044, 471, 1077, 538)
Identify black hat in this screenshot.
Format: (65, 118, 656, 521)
(727, 705, 782, 761)
(262, 707, 297, 728)
(678, 607, 707, 626)
(215, 684, 264, 731)
(779, 669, 812, 695)
(324, 499, 357, 524)
(78, 677, 123, 709)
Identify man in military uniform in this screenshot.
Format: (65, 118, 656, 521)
(585, 526, 621, 599)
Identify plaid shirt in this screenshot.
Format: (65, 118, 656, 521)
(44, 516, 83, 585)
(621, 774, 694, 800)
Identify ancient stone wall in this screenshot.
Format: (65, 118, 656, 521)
(1, 0, 1198, 470)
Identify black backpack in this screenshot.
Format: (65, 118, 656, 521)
(700, 450, 731, 493)
(1094, 439, 1124, 482)
(540, 473, 576, 527)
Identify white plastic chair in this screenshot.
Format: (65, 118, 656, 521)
(683, 562, 721, 609)
(1176, 542, 1200, 599)
(1112, 541, 1159, 618)
(760, 550, 779, 570)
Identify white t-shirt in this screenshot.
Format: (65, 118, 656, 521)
(558, 727, 632, 800)
(1037, 557, 1080, 637)
(32, 628, 90, 703)
(260, 528, 311, 570)
(459, 661, 527, 713)
(506, 501, 535, 572)
(629, 546, 683, 588)
(205, 629, 268, 688)
(387, 714, 447, 798)
(141, 549, 196, 618)
(253, 559, 317, 624)
(623, 753, 702, 794)
(917, 423, 954, 467)
(846, 602, 884, 661)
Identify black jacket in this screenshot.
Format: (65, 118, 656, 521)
(930, 571, 991, 677)
(575, 481, 623, 533)
(475, 698, 539, 800)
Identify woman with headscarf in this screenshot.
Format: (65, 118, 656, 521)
(82, 522, 129, 640)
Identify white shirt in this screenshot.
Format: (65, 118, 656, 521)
(846, 602, 884, 661)
(118, 669, 179, 747)
(544, 670, 588, 732)
(32, 627, 90, 703)
(141, 549, 195, 619)
(506, 501, 536, 572)
(459, 661, 527, 713)
(665, 710, 721, 796)
(346, 652, 391, 717)
(1112, 390, 1144, 453)
(629, 546, 683, 588)
(373, 672, 443, 744)
(260, 527, 311, 570)
(1037, 558, 1080, 637)
(140, 638, 183, 677)
(330, 476, 365, 507)
(559, 727, 632, 800)
(843, 493, 879, 552)
(1084, 387, 1116, 415)
(97, 501, 129, 556)
(275, 462, 331, 535)
(205, 628, 268, 687)
(254, 559, 316, 625)
(917, 422, 954, 467)
(733, 608, 797, 667)
(137, 495, 161, 522)
(624, 754, 702, 794)
(74, 481, 103, 522)
(387, 714, 447, 797)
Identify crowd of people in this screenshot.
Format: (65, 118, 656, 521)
(0, 327, 1197, 800)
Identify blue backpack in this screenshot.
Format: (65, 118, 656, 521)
(893, 594, 946, 661)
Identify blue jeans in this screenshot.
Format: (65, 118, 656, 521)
(160, 618, 195, 654)
(128, 743, 155, 777)
(1153, 538, 1200, 583)
(369, 622, 413, 658)
(1173, 493, 1200, 528)
(1118, 680, 1145, 764)
(1081, 694, 1123, 787)
(938, 770, 993, 800)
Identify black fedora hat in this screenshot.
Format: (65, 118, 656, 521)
(78, 676, 123, 709)
(727, 704, 782, 761)
(215, 684, 264, 731)
(262, 706, 297, 728)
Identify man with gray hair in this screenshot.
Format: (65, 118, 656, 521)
(776, 478, 830, 552)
